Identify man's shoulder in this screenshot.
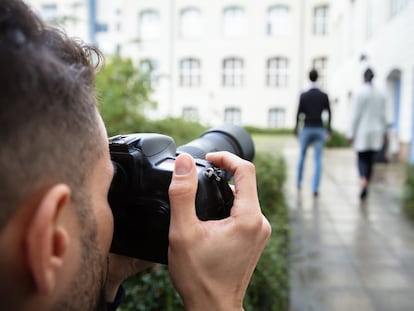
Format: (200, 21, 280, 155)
(304, 88, 327, 97)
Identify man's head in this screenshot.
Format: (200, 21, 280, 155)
(309, 69, 318, 82)
(0, 0, 114, 309)
(364, 67, 374, 83)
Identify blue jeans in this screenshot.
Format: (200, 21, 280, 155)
(297, 127, 326, 193)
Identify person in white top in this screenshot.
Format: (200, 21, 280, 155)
(347, 68, 388, 200)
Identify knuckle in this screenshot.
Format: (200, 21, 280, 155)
(262, 217, 272, 240)
(168, 229, 181, 245)
(169, 229, 193, 249)
(240, 212, 264, 233)
(240, 161, 256, 175)
(238, 213, 272, 242)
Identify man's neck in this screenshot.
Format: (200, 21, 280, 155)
(310, 82, 318, 89)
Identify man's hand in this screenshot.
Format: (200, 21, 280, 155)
(168, 152, 271, 311)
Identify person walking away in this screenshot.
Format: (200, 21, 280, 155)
(294, 69, 332, 197)
(347, 68, 388, 200)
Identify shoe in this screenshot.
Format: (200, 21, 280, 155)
(360, 187, 368, 200)
(313, 191, 318, 198)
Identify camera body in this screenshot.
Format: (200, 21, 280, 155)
(108, 125, 254, 264)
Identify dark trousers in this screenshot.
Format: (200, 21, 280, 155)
(357, 151, 377, 181)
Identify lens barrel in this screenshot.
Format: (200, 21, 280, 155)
(177, 124, 254, 161)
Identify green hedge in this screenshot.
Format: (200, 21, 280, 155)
(245, 126, 349, 149)
(244, 126, 293, 136)
(403, 164, 414, 221)
(118, 145, 289, 311)
(244, 152, 289, 310)
(325, 129, 349, 148)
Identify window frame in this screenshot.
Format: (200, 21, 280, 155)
(268, 108, 286, 128)
(179, 58, 201, 87)
(312, 57, 328, 89)
(182, 106, 199, 121)
(267, 5, 290, 36)
(224, 107, 242, 125)
(139, 58, 159, 88)
(138, 9, 161, 41)
(266, 57, 289, 87)
(313, 5, 329, 36)
(179, 7, 202, 39)
(222, 6, 247, 37)
(222, 57, 244, 88)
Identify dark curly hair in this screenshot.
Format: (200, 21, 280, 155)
(0, 0, 105, 229)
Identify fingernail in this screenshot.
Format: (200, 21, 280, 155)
(175, 155, 192, 175)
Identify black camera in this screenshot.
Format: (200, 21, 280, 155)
(108, 124, 254, 264)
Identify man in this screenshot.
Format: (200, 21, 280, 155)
(0, 1, 271, 310)
(294, 69, 331, 197)
(347, 68, 388, 200)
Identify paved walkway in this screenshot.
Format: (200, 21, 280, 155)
(282, 138, 414, 311)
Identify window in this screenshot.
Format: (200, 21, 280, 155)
(115, 44, 121, 55)
(140, 58, 159, 88)
(179, 58, 201, 87)
(390, 0, 408, 16)
(223, 6, 247, 37)
(182, 107, 199, 121)
(180, 8, 202, 38)
(312, 57, 328, 89)
(267, 5, 290, 36)
(313, 5, 329, 36)
(41, 4, 58, 22)
(115, 22, 122, 32)
(224, 107, 241, 125)
(139, 10, 160, 40)
(222, 58, 244, 87)
(266, 57, 289, 87)
(268, 108, 285, 128)
(115, 8, 122, 32)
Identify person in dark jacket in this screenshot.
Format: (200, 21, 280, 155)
(294, 69, 331, 197)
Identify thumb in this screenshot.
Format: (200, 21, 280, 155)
(168, 153, 198, 227)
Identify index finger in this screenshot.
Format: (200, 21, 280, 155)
(206, 151, 259, 205)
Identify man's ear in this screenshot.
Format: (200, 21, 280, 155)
(26, 184, 71, 295)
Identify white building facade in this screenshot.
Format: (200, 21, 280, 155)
(26, 0, 414, 161)
(329, 0, 414, 161)
(27, 0, 332, 129)
(117, 0, 332, 129)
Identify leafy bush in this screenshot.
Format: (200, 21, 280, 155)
(325, 129, 349, 148)
(137, 118, 207, 146)
(244, 126, 293, 136)
(120, 266, 183, 311)
(244, 152, 289, 311)
(403, 164, 414, 221)
(244, 126, 349, 149)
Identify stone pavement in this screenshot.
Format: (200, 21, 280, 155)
(281, 138, 414, 311)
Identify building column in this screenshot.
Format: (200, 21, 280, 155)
(410, 68, 414, 164)
(88, 0, 96, 45)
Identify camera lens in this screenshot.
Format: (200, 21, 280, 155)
(177, 124, 254, 161)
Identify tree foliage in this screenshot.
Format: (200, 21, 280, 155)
(96, 56, 156, 136)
